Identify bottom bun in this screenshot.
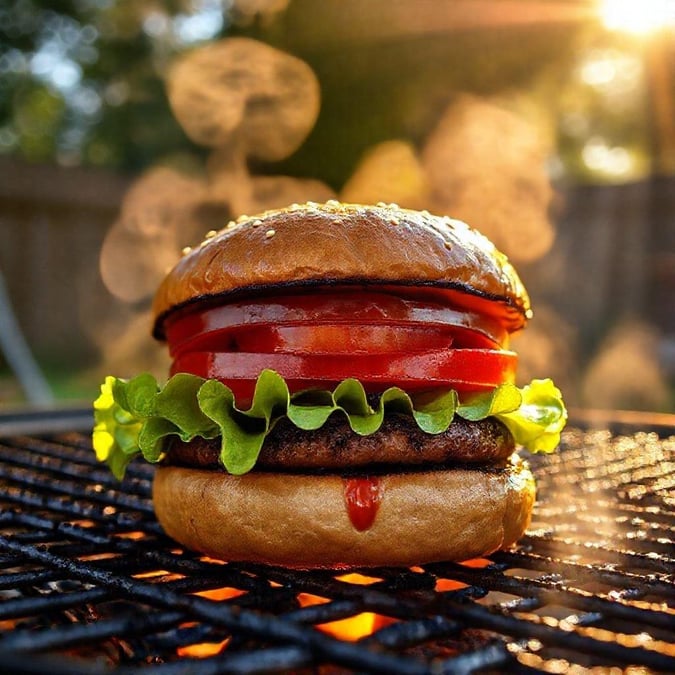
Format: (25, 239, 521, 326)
(152, 457, 535, 568)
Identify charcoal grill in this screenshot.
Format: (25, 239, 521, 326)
(0, 410, 673, 674)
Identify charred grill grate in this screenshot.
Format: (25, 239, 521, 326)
(0, 420, 673, 674)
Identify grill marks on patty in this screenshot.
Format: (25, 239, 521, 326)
(164, 414, 515, 472)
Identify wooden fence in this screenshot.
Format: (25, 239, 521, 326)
(0, 157, 673, 399)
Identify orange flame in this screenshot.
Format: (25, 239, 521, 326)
(435, 578, 468, 592)
(334, 572, 382, 585)
(461, 557, 492, 568)
(194, 587, 246, 602)
(297, 592, 397, 641)
(295, 572, 398, 641)
(320, 612, 396, 641)
(176, 587, 246, 658)
(177, 637, 231, 659)
(114, 531, 146, 540)
(435, 557, 491, 590)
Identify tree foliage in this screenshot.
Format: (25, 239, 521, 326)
(1, 0, 659, 186)
(0, 0, 203, 169)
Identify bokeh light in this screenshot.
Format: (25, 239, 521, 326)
(0, 1, 673, 407)
(600, 0, 675, 35)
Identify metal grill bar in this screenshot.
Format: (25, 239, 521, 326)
(0, 426, 674, 673)
(0, 532, 442, 674)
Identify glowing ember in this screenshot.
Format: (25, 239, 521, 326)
(194, 587, 246, 602)
(335, 572, 383, 585)
(175, 587, 246, 658)
(198, 556, 227, 565)
(435, 578, 469, 592)
(114, 531, 146, 540)
(297, 592, 330, 608)
(68, 519, 96, 528)
(434, 558, 490, 591)
(318, 612, 396, 642)
(177, 637, 231, 659)
(296, 575, 396, 642)
(460, 558, 493, 568)
(132, 569, 173, 580)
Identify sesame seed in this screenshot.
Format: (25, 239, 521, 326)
(326, 199, 339, 207)
(181, 246, 192, 255)
(444, 241, 453, 250)
(236, 214, 249, 223)
(388, 217, 400, 226)
(252, 219, 263, 227)
(226, 220, 236, 229)
(265, 229, 276, 238)
(376, 201, 387, 208)
(204, 230, 217, 239)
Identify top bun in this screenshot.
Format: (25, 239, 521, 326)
(153, 201, 531, 338)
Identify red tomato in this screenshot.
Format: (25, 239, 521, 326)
(179, 324, 454, 355)
(172, 348, 517, 395)
(165, 291, 508, 357)
(165, 291, 517, 405)
(247, 324, 455, 354)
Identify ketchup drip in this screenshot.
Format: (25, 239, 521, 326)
(343, 477, 384, 531)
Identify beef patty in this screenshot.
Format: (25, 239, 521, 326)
(164, 413, 515, 472)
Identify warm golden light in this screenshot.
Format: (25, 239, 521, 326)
(297, 586, 396, 642)
(334, 572, 383, 585)
(460, 558, 493, 568)
(600, 0, 675, 34)
(297, 592, 330, 607)
(194, 587, 246, 601)
(435, 578, 469, 592)
(120, 532, 147, 541)
(318, 612, 395, 642)
(132, 569, 173, 580)
(177, 637, 231, 658)
(176, 588, 247, 658)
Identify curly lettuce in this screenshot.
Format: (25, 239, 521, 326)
(93, 370, 567, 479)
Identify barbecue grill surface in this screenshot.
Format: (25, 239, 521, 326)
(0, 422, 673, 674)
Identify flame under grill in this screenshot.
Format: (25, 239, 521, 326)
(0, 416, 673, 674)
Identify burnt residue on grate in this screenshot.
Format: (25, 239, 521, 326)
(0, 426, 673, 674)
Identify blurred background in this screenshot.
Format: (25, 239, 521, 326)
(0, 0, 673, 413)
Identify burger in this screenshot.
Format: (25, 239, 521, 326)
(93, 201, 566, 568)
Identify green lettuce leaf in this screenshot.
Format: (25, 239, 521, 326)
(92, 370, 567, 479)
(498, 379, 568, 453)
(92, 376, 144, 480)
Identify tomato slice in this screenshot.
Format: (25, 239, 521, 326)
(257, 324, 458, 354)
(242, 324, 455, 354)
(165, 291, 508, 357)
(172, 348, 517, 400)
(166, 291, 517, 406)
(176, 324, 465, 355)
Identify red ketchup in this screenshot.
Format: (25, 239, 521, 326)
(343, 477, 384, 531)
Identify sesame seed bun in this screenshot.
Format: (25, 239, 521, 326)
(152, 455, 535, 568)
(149, 201, 539, 569)
(152, 201, 530, 339)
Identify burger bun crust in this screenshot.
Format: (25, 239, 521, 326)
(152, 456, 535, 568)
(153, 202, 530, 338)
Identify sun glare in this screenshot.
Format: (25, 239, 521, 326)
(600, 0, 675, 35)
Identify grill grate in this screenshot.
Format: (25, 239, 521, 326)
(0, 423, 673, 673)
